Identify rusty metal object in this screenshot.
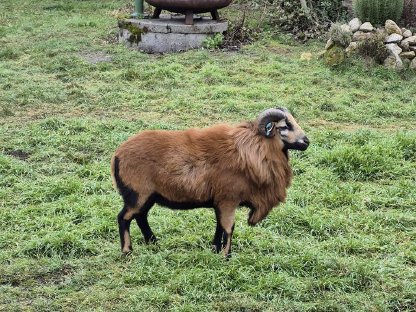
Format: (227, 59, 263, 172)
(145, 0, 232, 25)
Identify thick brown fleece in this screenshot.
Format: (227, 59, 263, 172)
(111, 121, 292, 225)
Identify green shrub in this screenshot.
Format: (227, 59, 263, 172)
(356, 30, 389, 63)
(202, 33, 224, 49)
(238, 0, 348, 40)
(325, 46, 346, 66)
(353, 0, 404, 25)
(329, 23, 353, 47)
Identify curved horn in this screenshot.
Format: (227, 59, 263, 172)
(257, 108, 286, 137)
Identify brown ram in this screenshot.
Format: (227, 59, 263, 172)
(111, 108, 309, 257)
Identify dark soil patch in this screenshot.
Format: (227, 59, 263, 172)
(4, 149, 30, 161)
(0, 265, 74, 286)
(35, 265, 73, 285)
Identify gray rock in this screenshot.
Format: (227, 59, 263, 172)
(402, 36, 416, 46)
(349, 18, 362, 32)
(360, 22, 374, 32)
(402, 29, 412, 38)
(402, 58, 411, 69)
(386, 43, 402, 56)
(409, 46, 416, 52)
(341, 24, 352, 33)
(353, 31, 373, 41)
(410, 58, 416, 69)
(385, 33, 403, 43)
(325, 38, 335, 50)
(400, 51, 416, 59)
(400, 40, 410, 52)
(384, 55, 397, 68)
(383, 54, 404, 70)
(385, 20, 402, 35)
(346, 41, 358, 56)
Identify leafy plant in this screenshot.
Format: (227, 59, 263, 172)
(329, 23, 353, 48)
(356, 30, 389, 64)
(202, 33, 224, 49)
(353, 0, 404, 25)
(325, 45, 346, 66)
(263, 0, 349, 40)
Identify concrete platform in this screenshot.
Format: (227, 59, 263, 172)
(118, 15, 228, 53)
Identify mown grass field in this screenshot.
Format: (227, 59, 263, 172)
(1, 0, 415, 311)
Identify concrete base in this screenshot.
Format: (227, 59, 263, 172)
(118, 15, 228, 53)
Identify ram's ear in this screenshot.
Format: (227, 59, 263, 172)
(257, 109, 286, 138)
(265, 122, 275, 138)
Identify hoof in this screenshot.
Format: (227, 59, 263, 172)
(211, 244, 221, 253)
(145, 235, 158, 244)
(122, 246, 132, 254)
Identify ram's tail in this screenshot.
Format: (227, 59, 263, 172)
(110, 155, 138, 208)
(110, 155, 119, 192)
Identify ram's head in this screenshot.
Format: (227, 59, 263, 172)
(258, 108, 309, 151)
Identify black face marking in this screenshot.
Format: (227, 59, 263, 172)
(113, 157, 138, 208)
(285, 119, 294, 131)
(283, 140, 309, 151)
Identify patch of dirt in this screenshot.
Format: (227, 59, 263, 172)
(79, 51, 113, 64)
(0, 265, 74, 287)
(265, 44, 294, 56)
(4, 149, 30, 161)
(35, 265, 73, 285)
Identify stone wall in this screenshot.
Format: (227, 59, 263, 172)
(325, 18, 416, 70)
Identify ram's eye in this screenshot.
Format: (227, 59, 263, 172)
(279, 126, 289, 136)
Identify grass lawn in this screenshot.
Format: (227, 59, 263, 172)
(1, 0, 415, 311)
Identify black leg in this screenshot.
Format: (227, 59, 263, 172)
(153, 7, 162, 19)
(223, 224, 235, 258)
(134, 198, 157, 244)
(212, 220, 224, 253)
(118, 206, 133, 253)
(185, 10, 194, 25)
(211, 9, 220, 21)
(213, 204, 236, 258)
(135, 211, 157, 243)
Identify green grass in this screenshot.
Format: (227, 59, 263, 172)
(1, 1, 416, 311)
